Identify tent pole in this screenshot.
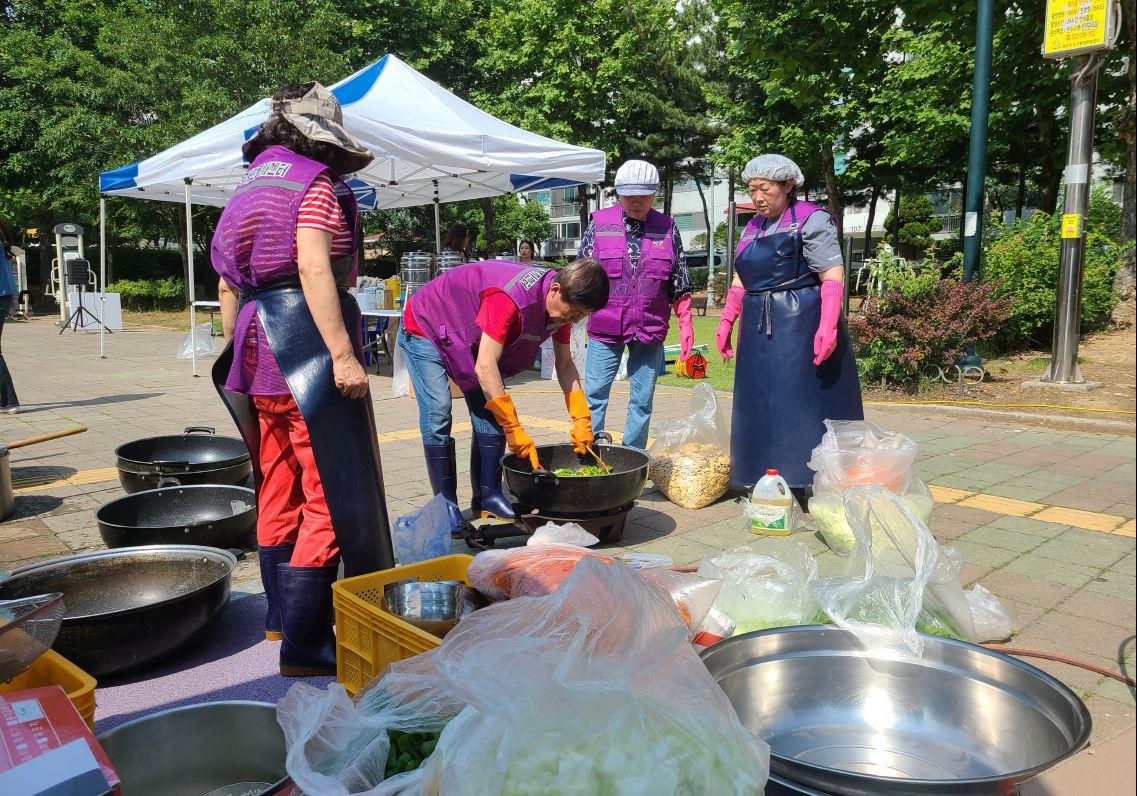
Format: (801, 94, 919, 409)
(185, 179, 199, 378)
(433, 180, 442, 254)
(99, 196, 107, 359)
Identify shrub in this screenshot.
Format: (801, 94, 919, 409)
(983, 189, 1119, 349)
(849, 278, 1013, 385)
(106, 277, 186, 311)
(688, 266, 709, 291)
(711, 272, 728, 304)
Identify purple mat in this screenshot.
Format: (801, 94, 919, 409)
(93, 593, 333, 734)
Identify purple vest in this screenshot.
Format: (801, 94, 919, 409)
(586, 205, 675, 345)
(210, 145, 360, 394)
(735, 200, 825, 257)
(408, 261, 559, 392)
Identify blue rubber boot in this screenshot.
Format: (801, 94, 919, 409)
(423, 440, 466, 537)
(470, 432, 516, 520)
(257, 542, 294, 640)
(278, 564, 338, 677)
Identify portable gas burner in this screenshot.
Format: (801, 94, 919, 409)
(461, 502, 636, 549)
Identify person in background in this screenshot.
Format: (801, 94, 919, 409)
(400, 259, 608, 532)
(715, 154, 862, 496)
(0, 217, 20, 413)
(211, 82, 395, 677)
(517, 240, 539, 264)
(578, 159, 694, 450)
(442, 223, 472, 262)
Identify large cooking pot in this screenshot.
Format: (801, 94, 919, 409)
(95, 484, 257, 550)
(502, 433, 649, 515)
(115, 426, 252, 494)
(98, 701, 290, 796)
(700, 626, 1092, 795)
(0, 546, 235, 678)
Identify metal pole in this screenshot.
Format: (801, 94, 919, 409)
(725, 200, 737, 292)
(433, 180, 441, 255)
(54, 234, 67, 327)
(959, 0, 995, 369)
(185, 179, 198, 378)
(1042, 56, 1098, 384)
(706, 165, 716, 305)
(99, 197, 107, 358)
(842, 237, 853, 317)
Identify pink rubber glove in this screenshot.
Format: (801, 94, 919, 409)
(813, 280, 843, 366)
(673, 295, 694, 360)
(715, 285, 745, 361)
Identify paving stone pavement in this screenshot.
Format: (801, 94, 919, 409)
(2, 317, 1134, 747)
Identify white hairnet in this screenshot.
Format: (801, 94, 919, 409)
(614, 160, 660, 196)
(741, 154, 805, 185)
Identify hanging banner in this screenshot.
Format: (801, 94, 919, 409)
(1043, 0, 1115, 59)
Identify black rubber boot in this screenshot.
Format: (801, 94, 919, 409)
(278, 564, 338, 677)
(470, 432, 516, 520)
(257, 542, 294, 641)
(423, 439, 465, 537)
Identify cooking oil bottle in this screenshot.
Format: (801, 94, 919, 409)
(748, 469, 793, 536)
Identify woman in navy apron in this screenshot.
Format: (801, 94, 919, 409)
(716, 154, 863, 494)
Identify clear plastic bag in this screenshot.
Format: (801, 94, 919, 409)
(964, 584, 1014, 642)
(391, 333, 410, 397)
(527, 521, 598, 548)
(393, 494, 454, 565)
(807, 420, 934, 555)
(699, 539, 821, 634)
(648, 383, 732, 509)
(416, 557, 769, 794)
(175, 322, 216, 360)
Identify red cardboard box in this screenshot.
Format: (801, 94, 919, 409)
(0, 685, 119, 795)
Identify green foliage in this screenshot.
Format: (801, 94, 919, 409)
(983, 191, 1120, 348)
(690, 221, 728, 252)
(883, 195, 937, 259)
(106, 277, 186, 311)
(489, 196, 553, 250)
(687, 267, 709, 291)
(711, 272, 728, 305)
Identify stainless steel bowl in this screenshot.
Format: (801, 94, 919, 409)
(700, 626, 1091, 795)
(383, 580, 480, 637)
(97, 701, 288, 796)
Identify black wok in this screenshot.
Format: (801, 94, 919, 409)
(96, 484, 257, 550)
(502, 433, 649, 515)
(0, 546, 235, 678)
(115, 427, 252, 494)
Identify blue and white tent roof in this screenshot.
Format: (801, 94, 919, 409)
(99, 55, 605, 209)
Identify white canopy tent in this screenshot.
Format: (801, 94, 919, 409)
(96, 54, 605, 373)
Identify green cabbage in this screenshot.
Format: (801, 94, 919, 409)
(810, 492, 933, 555)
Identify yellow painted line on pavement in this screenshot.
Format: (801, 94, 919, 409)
(927, 485, 974, 504)
(958, 493, 1046, 517)
(1031, 505, 1126, 533)
(1115, 520, 1136, 538)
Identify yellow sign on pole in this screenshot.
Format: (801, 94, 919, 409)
(1061, 213, 1083, 239)
(1043, 0, 1114, 59)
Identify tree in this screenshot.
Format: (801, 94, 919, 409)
(883, 195, 936, 259)
(492, 196, 554, 250)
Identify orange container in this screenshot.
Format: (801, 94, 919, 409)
(0, 649, 97, 730)
(332, 554, 473, 697)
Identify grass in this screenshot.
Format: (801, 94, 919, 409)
(656, 315, 736, 392)
(123, 309, 220, 331)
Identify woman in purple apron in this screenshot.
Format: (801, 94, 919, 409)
(716, 154, 863, 494)
(211, 83, 394, 676)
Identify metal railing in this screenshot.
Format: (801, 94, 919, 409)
(545, 237, 581, 255)
(549, 203, 581, 219)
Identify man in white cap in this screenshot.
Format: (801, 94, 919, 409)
(577, 159, 694, 450)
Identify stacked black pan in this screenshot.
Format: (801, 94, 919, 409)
(96, 427, 257, 551)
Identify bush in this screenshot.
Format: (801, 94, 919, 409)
(106, 277, 186, 311)
(711, 272, 728, 305)
(688, 266, 709, 291)
(850, 277, 1013, 385)
(983, 189, 1119, 349)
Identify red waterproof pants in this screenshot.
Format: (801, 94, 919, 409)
(253, 394, 339, 567)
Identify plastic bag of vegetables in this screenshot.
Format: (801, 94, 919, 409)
(698, 539, 822, 634)
(807, 420, 934, 555)
(418, 556, 769, 794)
(648, 383, 732, 509)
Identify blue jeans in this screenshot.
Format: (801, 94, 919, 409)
(584, 339, 663, 450)
(397, 328, 501, 445)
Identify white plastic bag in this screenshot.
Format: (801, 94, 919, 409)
(699, 539, 821, 634)
(175, 322, 216, 360)
(648, 383, 732, 509)
(393, 494, 454, 565)
(391, 333, 409, 397)
(965, 584, 1014, 642)
(417, 557, 769, 793)
(807, 420, 934, 555)
(615, 349, 629, 381)
(527, 521, 598, 547)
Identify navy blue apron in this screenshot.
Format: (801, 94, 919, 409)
(730, 206, 863, 490)
(213, 284, 395, 577)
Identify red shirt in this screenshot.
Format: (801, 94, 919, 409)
(295, 175, 353, 257)
(404, 288, 571, 345)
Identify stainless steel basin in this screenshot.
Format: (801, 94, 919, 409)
(97, 701, 288, 796)
(700, 626, 1091, 795)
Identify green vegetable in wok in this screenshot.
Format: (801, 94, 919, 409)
(552, 465, 609, 477)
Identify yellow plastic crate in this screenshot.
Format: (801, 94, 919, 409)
(1, 649, 97, 730)
(333, 554, 473, 697)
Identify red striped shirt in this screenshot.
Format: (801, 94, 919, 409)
(296, 175, 354, 258)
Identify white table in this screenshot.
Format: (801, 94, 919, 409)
(360, 308, 402, 371)
(65, 291, 123, 331)
(188, 301, 222, 377)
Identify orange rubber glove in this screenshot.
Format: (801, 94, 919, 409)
(565, 389, 594, 454)
(486, 394, 540, 469)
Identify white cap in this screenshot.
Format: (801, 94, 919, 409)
(614, 160, 660, 196)
(741, 154, 805, 186)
